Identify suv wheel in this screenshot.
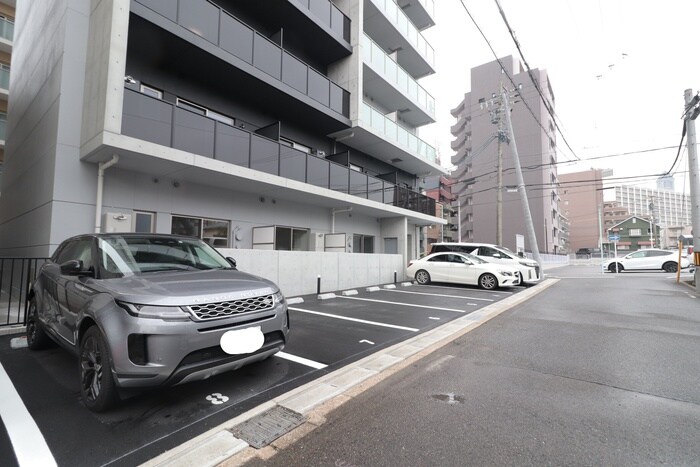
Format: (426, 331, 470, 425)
(415, 270, 431, 285)
(79, 326, 118, 412)
(662, 262, 678, 273)
(26, 298, 52, 350)
(479, 273, 497, 290)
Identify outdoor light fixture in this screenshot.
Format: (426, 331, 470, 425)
(124, 75, 136, 84)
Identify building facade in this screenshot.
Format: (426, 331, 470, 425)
(613, 185, 690, 228)
(424, 174, 457, 247)
(0, 0, 13, 192)
(559, 169, 605, 253)
(450, 56, 561, 254)
(607, 216, 661, 252)
(0, 0, 445, 268)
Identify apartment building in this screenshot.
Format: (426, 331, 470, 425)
(0, 0, 13, 192)
(559, 169, 605, 253)
(450, 55, 561, 254)
(424, 174, 457, 246)
(0, 0, 445, 267)
(613, 185, 690, 228)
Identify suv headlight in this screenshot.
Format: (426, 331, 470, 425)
(117, 301, 190, 321)
(519, 260, 537, 268)
(273, 290, 285, 304)
(498, 270, 513, 276)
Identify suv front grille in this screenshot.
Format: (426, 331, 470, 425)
(186, 294, 274, 320)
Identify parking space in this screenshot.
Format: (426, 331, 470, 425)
(0, 281, 524, 466)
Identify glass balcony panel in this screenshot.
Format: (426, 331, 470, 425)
(309, 0, 331, 25)
(368, 177, 384, 203)
(122, 89, 173, 146)
(253, 34, 282, 79)
(397, 12, 409, 37)
(136, 0, 177, 21)
(280, 146, 307, 182)
(282, 52, 308, 94)
(406, 77, 417, 101)
(178, 0, 219, 44)
(384, 185, 395, 206)
(350, 171, 368, 198)
(329, 162, 349, 193)
(308, 68, 330, 106)
(362, 34, 372, 62)
(220, 11, 254, 63)
(370, 107, 384, 133)
(360, 101, 372, 124)
(173, 107, 216, 157)
(407, 133, 418, 153)
(250, 134, 280, 175)
(385, 119, 398, 141)
(397, 125, 409, 147)
(0, 113, 6, 141)
(371, 42, 384, 72)
(385, 59, 397, 83)
(307, 155, 330, 189)
(214, 122, 251, 167)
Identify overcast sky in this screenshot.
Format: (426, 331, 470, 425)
(419, 0, 700, 195)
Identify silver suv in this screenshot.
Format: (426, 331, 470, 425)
(27, 234, 289, 411)
(429, 242, 541, 285)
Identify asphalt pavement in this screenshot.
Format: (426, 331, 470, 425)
(231, 265, 700, 466)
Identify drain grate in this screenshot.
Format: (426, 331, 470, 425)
(229, 405, 306, 449)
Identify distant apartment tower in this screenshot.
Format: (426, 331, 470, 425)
(656, 175, 675, 192)
(424, 174, 457, 245)
(0, 0, 13, 191)
(613, 185, 690, 228)
(0, 0, 445, 263)
(559, 169, 605, 252)
(450, 55, 561, 254)
(603, 201, 630, 230)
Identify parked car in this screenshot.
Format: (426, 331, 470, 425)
(407, 252, 521, 290)
(604, 248, 690, 273)
(429, 242, 540, 285)
(26, 233, 289, 411)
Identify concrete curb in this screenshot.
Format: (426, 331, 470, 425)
(142, 279, 560, 467)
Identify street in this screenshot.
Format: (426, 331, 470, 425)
(237, 265, 700, 466)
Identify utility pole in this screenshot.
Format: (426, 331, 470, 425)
(684, 89, 700, 291)
(502, 88, 543, 269)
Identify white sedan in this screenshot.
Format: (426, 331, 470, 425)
(604, 248, 690, 273)
(407, 252, 521, 290)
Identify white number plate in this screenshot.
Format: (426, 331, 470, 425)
(220, 327, 264, 355)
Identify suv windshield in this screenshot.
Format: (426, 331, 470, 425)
(97, 236, 231, 278)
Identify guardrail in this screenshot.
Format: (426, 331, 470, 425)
(1, 258, 47, 327)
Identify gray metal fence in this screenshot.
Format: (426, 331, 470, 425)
(0, 258, 48, 327)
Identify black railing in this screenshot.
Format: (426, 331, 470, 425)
(0, 258, 48, 327)
(122, 87, 436, 216)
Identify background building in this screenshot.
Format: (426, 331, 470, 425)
(559, 168, 605, 253)
(607, 216, 661, 252)
(612, 185, 690, 228)
(450, 55, 561, 254)
(0, 0, 13, 194)
(0, 0, 445, 274)
(424, 174, 457, 247)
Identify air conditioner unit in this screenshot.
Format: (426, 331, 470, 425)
(102, 212, 132, 233)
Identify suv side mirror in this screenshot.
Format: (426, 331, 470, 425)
(60, 260, 83, 276)
(226, 257, 238, 270)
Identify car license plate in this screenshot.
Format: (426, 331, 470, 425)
(220, 327, 264, 355)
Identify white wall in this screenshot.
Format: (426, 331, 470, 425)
(218, 248, 405, 297)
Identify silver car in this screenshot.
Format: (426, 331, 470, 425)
(27, 234, 289, 411)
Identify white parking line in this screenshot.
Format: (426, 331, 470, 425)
(338, 296, 473, 312)
(289, 307, 420, 332)
(0, 363, 57, 467)
(379, 289, 494, 302)
(276, 352, 327, 369)
(414, 284, 513, 294)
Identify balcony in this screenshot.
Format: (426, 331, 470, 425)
(361, 34, 435, 126)
(0, 112, 6, 142)
(289, 0, 351, 43)
(365, 0, 435, 78)
(0, 64, 8, 93)
(396, 0, 435, 30)
(130, 0, 350, 126)
(0, 17, 12, 53)
(119, 87, 436, 216)
(329, 101, 444, 176)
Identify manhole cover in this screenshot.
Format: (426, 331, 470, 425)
(229, 405, 306, 449)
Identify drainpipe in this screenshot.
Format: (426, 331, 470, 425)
(331, 207, 353, 233)
(94, 155, 119, 233)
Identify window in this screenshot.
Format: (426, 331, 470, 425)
(207, 109, 234, 126)
(55, 238, 94, 274)
(176, 98, 206, 115)
(133, 211, 155, 233)
(171, 215, 230, 247)
(140, 84, 162, 99)
(629, 228, 642, 237)
(280, 137, 311, 154)
(275, 226, 309, 251)
(349, 163, 363, 173)
(353, 234, 375, 253)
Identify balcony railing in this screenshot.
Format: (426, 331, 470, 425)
(0, 65, 9, 90)
(134, 0, 349, 118)
(0, 113, 6, 141)
(417, 0, 435, 19)
(121, 88, 435, 216)
(0, 18, 13, 42)
(360, 101, 436, 164)
(290, 0, 351, 42)
(369, 0, 435, 69)
(361, 34, 434, 118)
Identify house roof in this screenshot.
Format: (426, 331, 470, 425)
(606, 215, 658, 231)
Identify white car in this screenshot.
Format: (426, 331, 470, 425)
(604, 248, 690, 273)
(407, 252, 520, 290)
(429, 242, 540, 285)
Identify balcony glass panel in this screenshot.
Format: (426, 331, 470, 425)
(136, 0, 177, 21)
(282, 52, 308, 94)
(350, 171, 368, 198)
(178, 0, 219, 44)
(329, 83, 345, 115)
(329, 163, 349, 193)
(173, 108, 215, 157)
(309, 0, 331, 25)
(214, 122, 250, 166)
(220, 11, 254, 63)
(280, 146, 307, 183)
(122, 89, 173, 146)
(250, 134, 280, 175)
(0, 113, 6, 141)
(308, 68, 330, 106)
(370, 0, 435, 68)
(368, 177, 384, 203)
(253, 34, 282, 80)
(362, 34, 434, 118)
(360, 102, 436, 164)
(307, 155, 330, 189)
